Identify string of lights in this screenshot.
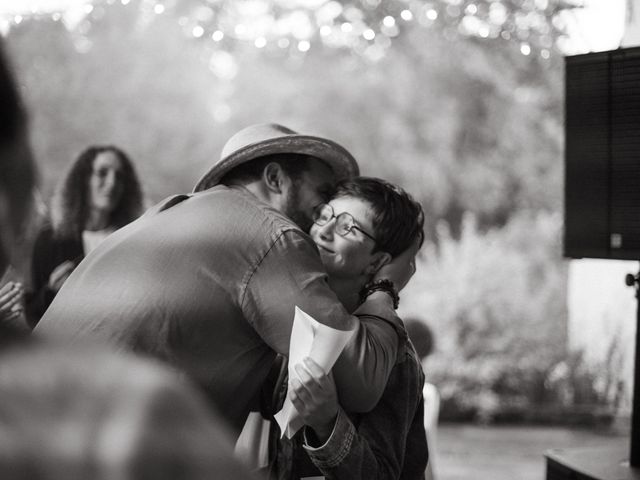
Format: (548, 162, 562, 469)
(0, 0, 581, 61)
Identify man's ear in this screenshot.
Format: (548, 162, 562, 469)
(262, 162, 288, 194)
(364, 251, 392, 276)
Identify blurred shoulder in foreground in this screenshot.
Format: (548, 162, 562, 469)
(0, 342, 257, 480)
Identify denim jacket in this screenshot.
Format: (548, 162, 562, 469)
(271, 324, 429, 480)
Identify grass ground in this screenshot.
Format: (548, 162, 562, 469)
(433, 423, 629, 480)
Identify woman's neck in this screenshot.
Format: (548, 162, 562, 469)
(85, 209, 111, 231)
(328, 276, 368, 313)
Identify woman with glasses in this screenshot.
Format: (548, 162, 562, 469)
(266, 176, 429, 480)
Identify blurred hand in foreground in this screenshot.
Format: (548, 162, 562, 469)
(0, 281, 24, 321)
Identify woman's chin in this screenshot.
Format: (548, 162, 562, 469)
(317, 247, 334, 261)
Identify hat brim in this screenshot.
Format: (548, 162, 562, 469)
(193, 135, 359, 192)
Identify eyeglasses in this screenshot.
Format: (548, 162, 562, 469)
(312, 203, 377, 243)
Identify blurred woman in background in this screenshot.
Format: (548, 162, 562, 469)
(26, 145, 143, 327)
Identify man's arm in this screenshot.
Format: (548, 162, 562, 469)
(241, 230, 399, 412)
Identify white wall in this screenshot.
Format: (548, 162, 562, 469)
(621, 0, 640, 47)
(567, 259, 637, 412)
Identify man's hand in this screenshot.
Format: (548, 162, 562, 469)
(289, 357, 338, 443)
(373, 235, 422, 292)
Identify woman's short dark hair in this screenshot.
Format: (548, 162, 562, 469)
(51, 146, 143, 239)
(334, 176, 424, 257)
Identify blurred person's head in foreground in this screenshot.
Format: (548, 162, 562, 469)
(51, 145, 143, 239)
(404, 318, 434, 361)
(0, 42, 36, 274)
(310, 176, 424, 311)
(194, 123, 359, 231)
(0, 343, 255, 480)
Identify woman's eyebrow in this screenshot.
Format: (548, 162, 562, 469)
(344, 212, 367, 229)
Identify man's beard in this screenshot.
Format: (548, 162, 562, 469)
(283, 184, 313, 232)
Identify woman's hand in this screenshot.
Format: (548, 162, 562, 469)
(373, 235, 422, 292)
(289, 357, 338, 443)
(47, 260, 76, 293)
(0, 281, 24, 320)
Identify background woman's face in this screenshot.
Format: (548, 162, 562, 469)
(310, 195, 378, 280)
(88, 151, 124, 213)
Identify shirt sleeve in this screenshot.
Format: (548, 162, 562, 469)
(241, 229, 399, 413)
(332, 292, 405, 411)
(303, 353, 429, 480)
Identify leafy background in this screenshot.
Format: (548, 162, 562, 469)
(4, 0, 626, 423)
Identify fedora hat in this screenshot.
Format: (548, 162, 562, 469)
(193, 123, 359, 192)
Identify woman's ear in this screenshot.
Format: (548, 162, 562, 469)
(364, 251, 392, 276)
(262, 162, 287, 194)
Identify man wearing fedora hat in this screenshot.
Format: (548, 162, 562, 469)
(35, 124, 414, 435)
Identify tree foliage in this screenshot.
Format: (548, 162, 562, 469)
(4, 0, 585, 420)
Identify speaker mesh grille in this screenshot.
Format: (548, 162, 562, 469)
(564, 47, 640, 260)
(564, 53, 610, 258)
(610, 50, 640, 256)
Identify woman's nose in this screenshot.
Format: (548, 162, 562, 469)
(318, 219, 336, 240)
(102, 171, 117, 190)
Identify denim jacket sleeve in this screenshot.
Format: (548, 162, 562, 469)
(302, 343, 428, 480)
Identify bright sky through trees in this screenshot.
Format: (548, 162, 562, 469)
(0, 0, 628, 53)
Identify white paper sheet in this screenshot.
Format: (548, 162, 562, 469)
(274, 306, 356, 439)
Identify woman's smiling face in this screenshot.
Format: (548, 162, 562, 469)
(310, 195, 380, 279)
(88, 151, 124, 214)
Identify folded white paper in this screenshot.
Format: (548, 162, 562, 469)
(274, 306, 356, 438)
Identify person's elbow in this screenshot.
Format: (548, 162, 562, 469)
(332, 344, 395, 412)
(338, 378, 384, 412)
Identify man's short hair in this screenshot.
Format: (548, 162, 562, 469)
(219, 153, 319, 186)
(334, 177, 424, 257)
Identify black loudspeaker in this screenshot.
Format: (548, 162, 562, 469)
(564, 46, 640, 260)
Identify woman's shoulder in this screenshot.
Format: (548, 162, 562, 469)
(33, 221, 81, 253)
(397, 331, 425, 376)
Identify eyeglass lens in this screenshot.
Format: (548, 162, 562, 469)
(313, 204, 357, 237)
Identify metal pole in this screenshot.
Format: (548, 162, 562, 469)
(626, 267, 640, 466)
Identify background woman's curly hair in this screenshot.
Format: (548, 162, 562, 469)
(50, 145, 143, 239)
